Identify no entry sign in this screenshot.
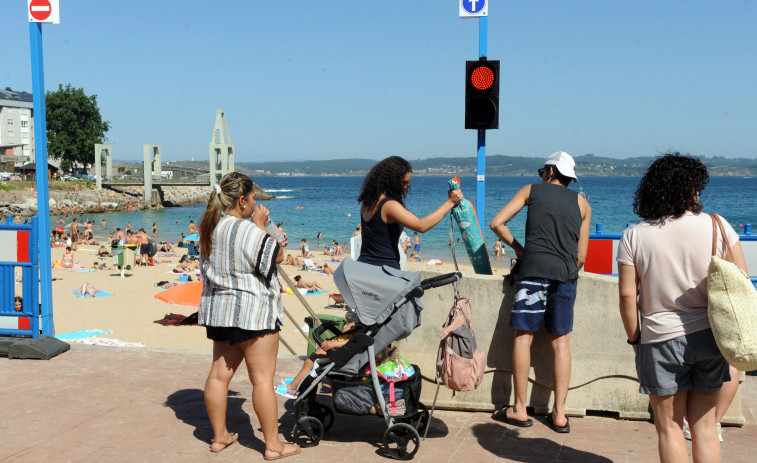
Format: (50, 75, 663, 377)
(28, 0, 60, 24)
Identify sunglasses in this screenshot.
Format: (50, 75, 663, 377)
(538, 168, 545, 177)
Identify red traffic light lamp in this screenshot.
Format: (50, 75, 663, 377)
(465, 58, 499, 130)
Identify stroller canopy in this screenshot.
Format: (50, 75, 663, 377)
(334, 258, 422, 326)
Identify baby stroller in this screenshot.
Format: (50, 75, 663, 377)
(291, 258, 461, 460)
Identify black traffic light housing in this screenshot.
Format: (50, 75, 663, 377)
(465, 58, 500, 130)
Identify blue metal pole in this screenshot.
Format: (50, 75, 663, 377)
(29, 22, 54, 336)
(476, 16, 488, 225)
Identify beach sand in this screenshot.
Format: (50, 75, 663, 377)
(38, 243, 510, 355)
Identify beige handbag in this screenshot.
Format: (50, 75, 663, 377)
(707, 214, 757, 371)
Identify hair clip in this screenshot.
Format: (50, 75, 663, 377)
(213, 184, 222, 195)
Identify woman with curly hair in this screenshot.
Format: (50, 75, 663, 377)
(356, 156, 464, 269)
(617, 152, 748, 463)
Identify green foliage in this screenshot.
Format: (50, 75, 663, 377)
(46, 84, 110, 172)
(0, 182, 12, 191)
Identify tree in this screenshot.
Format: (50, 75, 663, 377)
(46, 84, 110, 173)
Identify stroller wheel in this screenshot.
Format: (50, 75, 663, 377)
(383, 423, 420, 460)
(292, 416, 324, 448)
(311, 403, 335, 432)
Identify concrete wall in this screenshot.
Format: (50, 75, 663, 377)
(396, 269, 744, 424)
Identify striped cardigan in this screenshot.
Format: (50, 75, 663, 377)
(198, 216, 282, 331)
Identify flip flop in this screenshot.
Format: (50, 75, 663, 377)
(547, 414, 570, 433)
(209, 432, 238, 453)
(492, 406, 533, 427)
(264, 442, 301, 461)
(280, 377, 294, 385)
(274, 384, 296, 399)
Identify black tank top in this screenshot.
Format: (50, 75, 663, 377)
(518, 182, 582, 282)
(357, 199, 403, 270)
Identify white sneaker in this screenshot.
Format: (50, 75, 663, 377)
(683, 417, 723, 443)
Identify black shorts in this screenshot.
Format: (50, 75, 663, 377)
(205, 325, 281, 346)
(140, 244, 150, 254)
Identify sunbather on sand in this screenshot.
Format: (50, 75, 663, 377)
(156, 280, 179, 289)
(282, 254, 304, 266)
(61, 247, 74, 268)
(97, 245, 112, 257)
(322, 263, 335, 275)
(77, 282, 101, 298)
(293, 275, 325, 292)
(158, 242, 174, 252)
(173, 259, 200, 273)
(91, 262, 113, 271)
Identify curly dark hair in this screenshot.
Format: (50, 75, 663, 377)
(357, 156, 412, 208)
(633, 152, 709, 221)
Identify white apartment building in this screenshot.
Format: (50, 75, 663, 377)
(0, 87, 35, 171)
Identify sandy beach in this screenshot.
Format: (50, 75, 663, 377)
(38, 241, 509, 355)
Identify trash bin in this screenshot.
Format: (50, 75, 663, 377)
(304, 314, 347, 357)
(111, 244, 137, 269)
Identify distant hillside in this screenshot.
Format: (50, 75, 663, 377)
(236, 154, 757, 177)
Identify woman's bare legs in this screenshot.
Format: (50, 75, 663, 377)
(241, 332, 300, 458)
(715, 365, 739, 423)
(687, 390, 721, 463)
(205, 341, 244, 451)
(649, 393, 689, 463)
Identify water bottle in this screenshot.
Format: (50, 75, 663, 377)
(265, 220, 286, 243)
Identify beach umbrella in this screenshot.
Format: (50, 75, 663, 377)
(154, 281, 203, 307)
(184, 233, 200, 241)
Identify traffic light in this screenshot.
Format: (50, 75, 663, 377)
(465, 58, 499, 130)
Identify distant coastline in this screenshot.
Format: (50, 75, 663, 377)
(230, 153, 757, 178)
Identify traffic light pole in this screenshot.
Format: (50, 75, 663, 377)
(476, 16, 488, 226)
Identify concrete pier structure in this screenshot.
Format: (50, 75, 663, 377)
(209, 108, 234, 185)
(142, 144, 161, 206)
(93, 144, 112, 189)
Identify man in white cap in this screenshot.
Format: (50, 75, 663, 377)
(489, 151, 592, 433)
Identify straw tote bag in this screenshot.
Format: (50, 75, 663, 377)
(707, 214, 757, 371)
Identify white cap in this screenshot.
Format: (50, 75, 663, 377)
(544, 151, 577, 182)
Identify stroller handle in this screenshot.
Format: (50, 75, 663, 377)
(411, 272, 462, 298)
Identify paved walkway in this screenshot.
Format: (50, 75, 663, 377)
(1, 345, 755, 462)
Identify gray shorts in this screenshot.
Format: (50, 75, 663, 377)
(636, 328, 730, 396)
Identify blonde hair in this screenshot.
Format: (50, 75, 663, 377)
(199, 172, 254, 259)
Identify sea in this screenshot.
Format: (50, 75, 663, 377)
(54, 175, 757, 269)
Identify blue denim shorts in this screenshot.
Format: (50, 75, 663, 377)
(510, 278, 577, 335)
(636, 328, 730, 396)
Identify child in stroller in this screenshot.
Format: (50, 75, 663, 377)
(288, 258, 460, 460)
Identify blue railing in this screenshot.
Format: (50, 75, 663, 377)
(0, 215, 47, 339)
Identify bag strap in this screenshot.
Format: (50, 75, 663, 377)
(710, 214, 734, 262)
(459, 298, 476, 334)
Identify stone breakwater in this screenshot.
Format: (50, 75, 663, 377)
(0, 184, 273, 217)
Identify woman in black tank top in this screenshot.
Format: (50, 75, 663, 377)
(356, 156, 465, 269)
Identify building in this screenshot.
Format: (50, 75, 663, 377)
(0, 87, 35, 172)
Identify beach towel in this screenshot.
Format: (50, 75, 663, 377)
(72, 288, 115, 298)
(69, 269, 97, 273)
(66, 336, 144, 347)
(55, 329, 111, 340)
(297, 288, 329, 295)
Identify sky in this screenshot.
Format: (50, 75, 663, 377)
(2, 1, 756, 163)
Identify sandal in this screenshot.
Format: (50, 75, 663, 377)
(264, 442, 301, 461)
(209, 432, 238, 453)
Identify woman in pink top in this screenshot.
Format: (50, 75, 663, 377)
(617, 153, 748, 463)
